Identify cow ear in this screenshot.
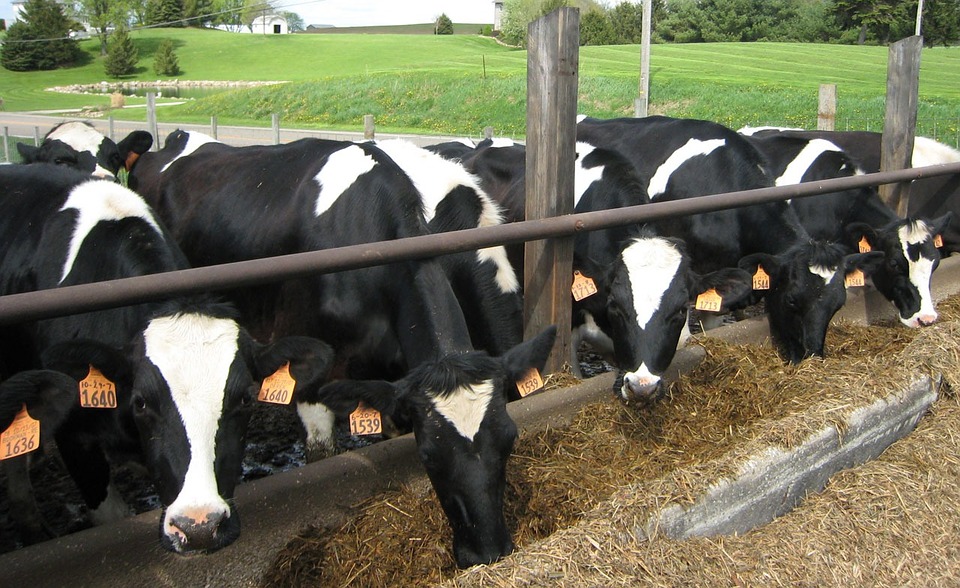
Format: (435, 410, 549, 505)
(929, 212, 953, 238)
(40, 339, 132, 389)
(690, 268, 754, 312)
(845, 222, 878, 252)
(500, 325, 558, 383)
(116, 131, 153, 159)
(573, 256, 605, 283)
(252, 336, 335, 396)
(0, 370, 78, 435)
(739, 252, 782, 280)
(16, 142, 39, 163)
(297, 379, 398, 419)
(844, 251, 885, 277)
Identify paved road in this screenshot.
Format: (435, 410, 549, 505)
(0, 111, 476, 160)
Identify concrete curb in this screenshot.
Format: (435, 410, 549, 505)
(3, 254, 960, 587)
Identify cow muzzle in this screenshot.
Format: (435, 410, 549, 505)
(162, 501, 239, 554)
(618, 370, 665, 403)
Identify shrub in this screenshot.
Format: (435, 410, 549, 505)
(153, 38, 180, 76)
(104, 26, 138, 78)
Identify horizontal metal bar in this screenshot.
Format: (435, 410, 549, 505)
(1, 162, 958, 325)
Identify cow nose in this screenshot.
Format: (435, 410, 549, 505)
(167, 508, 227, 553)
(620, 372, 664, 403)
(917, 314, 938, 327)
(455, 537, 514, 568)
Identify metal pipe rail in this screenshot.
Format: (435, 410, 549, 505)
(1, 162, 958, 325)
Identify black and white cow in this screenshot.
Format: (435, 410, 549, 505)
(16, 121, 153, 178)
(0, 163, 333, 553)
(463, 139, 755, 401)
(743, 131, 951, 328)
(741, 127, 960, 255)
(125, 132, 552, 567)
(575, 115, 883, 363)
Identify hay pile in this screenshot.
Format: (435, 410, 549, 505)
(263, 295, 960, 587)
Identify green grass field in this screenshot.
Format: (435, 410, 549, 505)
(1, 28, 958, 141)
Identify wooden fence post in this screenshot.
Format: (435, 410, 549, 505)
(272, 113, 280, 145)
(2, 126, 9, 162)
(146, 93, 158, 151)
(211, 116, 218, 140)
(879, 36, 923, 217)
(525, 7, 579, 373)
(108, 116, 115, 141)
(483, 126, 494, 140)
(34, 126, 40, 146)
(364, 115, 375, 140)
(818, 84, 836, 131)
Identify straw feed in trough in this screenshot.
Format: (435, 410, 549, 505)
(263, 295, 960, 587)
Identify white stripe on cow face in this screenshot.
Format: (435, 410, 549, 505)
(775, 139, 843, 187)
(621, 238, 683, 329)
(574, 142, 604, 207)
(59, 180, 163, 283)
(160, 131, 220, 173)
(429, 380, 495, 442)
(648, 138, 726, 199)
(809, 264, 838, 286)
(48, 122, 113, 177)
(899, 221, 938, 326)
(144, 314, 240, 535)
(314, 145, 377, 217)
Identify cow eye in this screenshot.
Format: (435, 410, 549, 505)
(133, 394, 146, 413)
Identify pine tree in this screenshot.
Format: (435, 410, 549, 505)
(435, 13, 454, 34)
(153, 38, 181, 76)
(0, 0, 81, 71)
(104, 26, 138, 78)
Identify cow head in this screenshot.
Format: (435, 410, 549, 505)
(17, 121, 153, 178)
(575, 237, 753, 403)
(846, 214, 951, 328)
(42, 305, 334, 554)
(299, 325, 557, 568)
(740, 242, 884, 363)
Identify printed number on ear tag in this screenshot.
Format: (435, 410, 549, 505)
(350, 402, 382, 436)
(752, 265, 770, 291)
(695, 288, 723, 312)
(516, 368, 544, 397)
(571, 271, 598, 301)
(1, 405, 40, 460)
(258, 362, 296, 405)
(79, 366, 117, 409)
(845, 269, 865, 288)
(858, 236, 872, 253)
(935, 234, 944, 248)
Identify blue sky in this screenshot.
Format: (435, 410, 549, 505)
(1, 0, 496, 29)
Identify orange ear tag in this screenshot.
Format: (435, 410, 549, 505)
(571, 271, 598, 301)
(79, 366, 118, 409)
(1, 405, 40, 460)
(516, 367, 544, 398)
(845, 268, 865, 288)
(752, 265, 770, 291)
(349, 402, 382, 436)
(258, 362, 296, 405)
(934, 234, 944, 248)
(695, 288, 723, 312)
(858, 236, 872, 253)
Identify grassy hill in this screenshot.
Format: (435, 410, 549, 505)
(1, 27, 957, 140)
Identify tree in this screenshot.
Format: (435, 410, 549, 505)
(579, 8, 615, 45)
(923, 0, 960, 46)
(212, 0, 245, 31)
(280, 10, 304, 32)
(435, 12, 453, 34)
(241, 0, 273, 31)
(153, 37, 180, 75)
(147, 0, 185, 26)
(104, 25, 138, 77)
(610, 1, 643, 43)
(182, 0, 215, 26)
(78, 0, 131, 56)
(0, 0, 81, 71)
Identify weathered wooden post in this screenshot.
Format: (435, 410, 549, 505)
(634, 0, 652, 117)
(33, 126, 40, 146)
(483, 126, 494, 140)
(272, 113, 281, 145)
(817, 84, 836, 131)
(363, 115, 375, 140)
(146, 92, 158, 151)
(2, 126, 9, 163)
(211, 115, 218, 140)
(879, 36, 923, 217)
(108, 116, 116, 141)
(525, 7, 579, 373)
